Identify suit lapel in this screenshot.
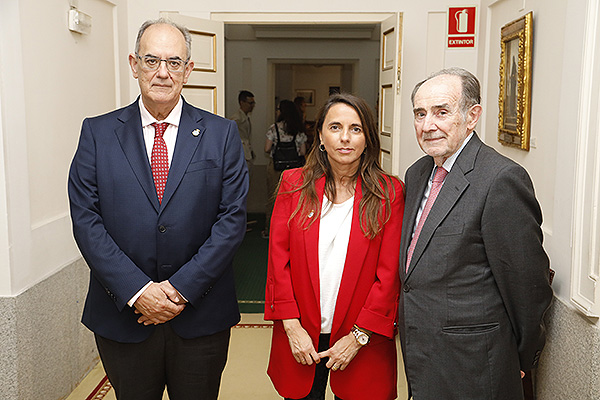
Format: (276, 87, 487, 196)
(330, 177, 369, 337)
(405, 134, 481, 279)
(405, 168, 469, 278)
(160, 101, 205, 210)
(114, 101, 160, 212)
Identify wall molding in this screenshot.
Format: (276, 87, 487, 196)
(571, 0, 600, 318)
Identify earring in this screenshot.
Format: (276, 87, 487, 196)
(319, 143, 326, 152)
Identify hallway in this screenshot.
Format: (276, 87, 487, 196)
(65, 314, 409, 399)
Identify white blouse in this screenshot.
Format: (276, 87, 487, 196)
(318, 194, 354, 334)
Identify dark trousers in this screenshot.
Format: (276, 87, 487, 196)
(95, 323, 230, 400)
(286, 334, 343, 400)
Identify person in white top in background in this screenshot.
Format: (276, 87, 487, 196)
(263, 99, 307, 238)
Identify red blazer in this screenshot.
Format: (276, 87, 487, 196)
(264, 168, 404, 400)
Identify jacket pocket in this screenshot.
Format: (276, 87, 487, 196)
(442, 322, 499, 334)
(435, 223, 464, 236)
(186, 159, 218, 173)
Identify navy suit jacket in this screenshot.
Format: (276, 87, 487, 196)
(68, 98, 248, 343)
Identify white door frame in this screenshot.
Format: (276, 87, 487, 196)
(211, 12, 401, 173)
(210, 12, 395, 25)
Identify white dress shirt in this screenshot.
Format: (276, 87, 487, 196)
(127, 96, 184, 307)
(140, 96, 183, 166)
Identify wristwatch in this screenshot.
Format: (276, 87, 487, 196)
(351, 325, 371, 346)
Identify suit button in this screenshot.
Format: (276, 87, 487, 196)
(158, 225, 166, 233)
(403, 284, 411, 293)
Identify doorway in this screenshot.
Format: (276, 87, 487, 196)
(168, 12, 403, 185)
(222, 20, 387, 212)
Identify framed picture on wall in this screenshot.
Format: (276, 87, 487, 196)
(498, 12, 533, 151)
(295, 89, 315, 106)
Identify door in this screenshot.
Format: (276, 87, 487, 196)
(161, 12, 225, 116)
(378, 13, 403, 174)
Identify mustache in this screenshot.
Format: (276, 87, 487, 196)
(421, 133, 446, 140)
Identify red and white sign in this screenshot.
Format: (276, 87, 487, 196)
(448, 36, 475, 48)
(447, 6, 477, 48)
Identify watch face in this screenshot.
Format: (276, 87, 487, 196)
(358, 334, 368, 345)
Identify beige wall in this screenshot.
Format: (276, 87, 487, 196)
(480, 0, 566, 300)
(0, 0, 128, 397)
(293, 64, 342, 121)
(0, 0, 128, 296)
(478, 0, 593, 314)
(24, 0, 116, 227)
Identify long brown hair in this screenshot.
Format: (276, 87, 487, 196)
(277, 99, 304, 135)
(288, 93, 396, 239)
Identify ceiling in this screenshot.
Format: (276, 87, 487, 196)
(225, 23, 380, 41)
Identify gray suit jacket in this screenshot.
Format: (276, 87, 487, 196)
(399, 134, 552, 400)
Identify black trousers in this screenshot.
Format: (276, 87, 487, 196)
(286, 334, 343, 400)
(95, 323, 230, 400)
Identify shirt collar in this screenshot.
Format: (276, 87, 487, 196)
(429, 132, 474, 181)
(138, 96, 183, 128)
(441, 131, 474, 172)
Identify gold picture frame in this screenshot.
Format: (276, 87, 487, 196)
(498, 12, 533, 151)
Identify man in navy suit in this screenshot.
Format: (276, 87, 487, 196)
(68, 18, 248, 400)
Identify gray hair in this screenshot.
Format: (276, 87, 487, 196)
(411, 67, 481, 118)
(134, 18, 192, 61)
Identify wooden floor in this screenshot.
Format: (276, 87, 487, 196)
(66, 314, 409, 400)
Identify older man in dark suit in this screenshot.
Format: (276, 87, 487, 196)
(68, 18, 248, 400)
(398, 67, 552, 399)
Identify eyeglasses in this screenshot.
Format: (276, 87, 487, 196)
(136, 54, 188, 73)
(243, 100, 256, 105)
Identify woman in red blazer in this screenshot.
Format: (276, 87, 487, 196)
(264, 93, 404, 400)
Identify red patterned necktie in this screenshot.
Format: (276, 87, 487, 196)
(405, 166, 448, 272)
(151, 122, 169, 204)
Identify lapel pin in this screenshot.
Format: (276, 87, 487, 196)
(308, 210, 314, 218)
(192, 129, 201, 137)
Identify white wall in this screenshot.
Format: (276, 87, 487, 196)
(0, 0, 21, 295)
(0, 0, 127, 296)
(479, 0, 584, 309)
